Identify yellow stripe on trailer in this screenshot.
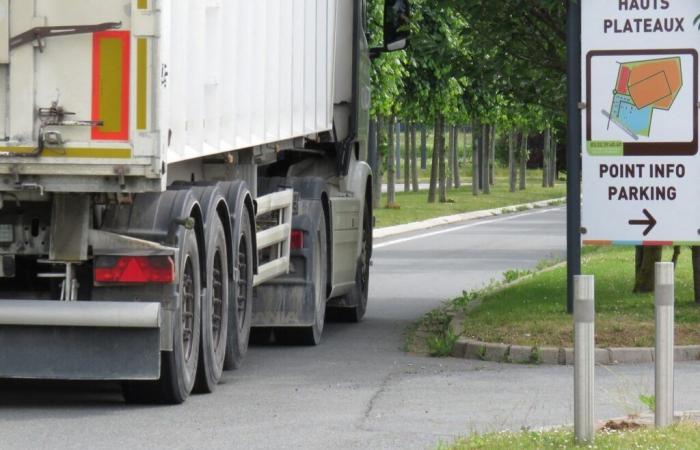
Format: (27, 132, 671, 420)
(136, 38, 148, 130)
(137, 0, 149, 130)
(0, 147, 132, 159)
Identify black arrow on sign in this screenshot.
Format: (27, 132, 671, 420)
(628, 209, 657, 236)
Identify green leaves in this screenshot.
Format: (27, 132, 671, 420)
(369, 0, 567, 134)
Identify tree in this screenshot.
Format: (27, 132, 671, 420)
(386, 118, 397, 207)
(452, 125, 461, 188)
(542, 128, 551, 188)
(410, 125, 420, 192)
(508, 132, 517, 193)
(519, 133, 528, 191)
(404, 123, 410, 192)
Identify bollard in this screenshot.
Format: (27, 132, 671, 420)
(574, 275, 595, 443)
(655, 262, 675, 428)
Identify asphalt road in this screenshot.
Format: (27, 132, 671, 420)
(2, 208, 699, 449)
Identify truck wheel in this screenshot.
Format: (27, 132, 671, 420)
(276, 211, 327, 345)
(195, 215, 229, 393)
(223, 206, 254, 370)
(122, 228, 202, 404)
(328, 199, 371, 323)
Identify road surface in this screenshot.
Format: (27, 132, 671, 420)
(2, 208, 698, 449)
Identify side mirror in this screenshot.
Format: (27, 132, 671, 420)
(371, 0, 410, 58)
(384, 0, 409, 51)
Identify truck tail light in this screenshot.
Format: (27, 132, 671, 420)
(94, 256, 175, 284)
(290, 230, 304, 250)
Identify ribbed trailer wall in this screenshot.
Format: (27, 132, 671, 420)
(0, 0, 339, 192)
(162, 0, 338, 164)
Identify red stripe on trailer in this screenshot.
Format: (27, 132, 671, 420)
(91, 31, 131, 141)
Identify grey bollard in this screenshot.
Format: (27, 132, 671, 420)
(655, 262, 675, 428)
(574, 275, 595, 443)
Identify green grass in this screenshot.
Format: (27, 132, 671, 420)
(456, 246, 700, 348)
(441, 423, 700, 449)
(375, 172, 565, 227)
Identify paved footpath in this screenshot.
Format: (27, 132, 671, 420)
(1, 208, 698, 450)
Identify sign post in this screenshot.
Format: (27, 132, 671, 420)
(582, 1, 700, 245)
(566, 0, 582, 315)
(574, 275, 595, 443)
(580, 0, 699, 431)
(655, 262, 675, 427)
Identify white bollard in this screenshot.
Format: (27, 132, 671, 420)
(655, 262, 675, 428)
(574, 275, 595, 443)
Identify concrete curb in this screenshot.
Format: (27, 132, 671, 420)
(373, 197, 566, 239)
(451, 334, 700, 365)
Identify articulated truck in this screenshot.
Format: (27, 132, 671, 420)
(0, 0, 408, 404)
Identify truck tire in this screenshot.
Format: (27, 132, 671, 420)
(328, 198, 371, 323)
(276, 210, 327, 345)
(195, 215, 229, 393)
(122, 228, 202, 404)
(223, 206, 254, 369)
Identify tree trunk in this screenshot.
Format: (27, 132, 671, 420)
(404, 122, 410, 192)
(447, 125, 455, 191)
(410, 124, 419, 192)
(508, 131, 517, 193)
(519, 132, 528, 190)
(550, 137, 557, 187)
(472, 120, 480, 196)
(437, 115, 447, 202)
(453, 125, 461, 188)
(420, 125, 427, 170)
(633, 246, 663, 293)
(369, 119, 381, 208)
(395, 123, 401, 179)
(543, 128, 551, 188)
(489, 125, 496, 186)
(482, 124, 491, 194)
(428, 119, 440, 203)
(386, 118, 396, 207)
(672, 246, 681, 266)
(692, 247, 700, 304)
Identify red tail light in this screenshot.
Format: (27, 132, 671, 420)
(95, 256, 175, 284)
(290, 230, 304, 250)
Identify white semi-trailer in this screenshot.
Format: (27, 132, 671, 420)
(0, 0, 408, 403)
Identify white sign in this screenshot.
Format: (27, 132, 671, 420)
(582, 0, 700, 245)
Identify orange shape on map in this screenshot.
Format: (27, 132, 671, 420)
(625, 57, 682, 111)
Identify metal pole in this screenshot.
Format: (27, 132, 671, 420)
(566, 0, 582, 314)
(574, 275, 595, 444)
(655, 262, 675, 428)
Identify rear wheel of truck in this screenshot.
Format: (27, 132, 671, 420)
(122, 228, 202, 404)
(195, 215, 229, 393)
(223, 206, 254, 370)
(276, 210, 327, 346)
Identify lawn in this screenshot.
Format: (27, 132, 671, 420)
(455, 246, 700, 348)
(441, 423, 700, 450)
(375, 173, 565, 228)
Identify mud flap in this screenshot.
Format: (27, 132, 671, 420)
(252, 201, 322, 327)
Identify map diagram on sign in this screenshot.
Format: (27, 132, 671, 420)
(605, 57, 683, 140)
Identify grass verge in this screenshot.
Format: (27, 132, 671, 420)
(454, 246, 700, 348)
(440, 422, 700, 450)
(375, 174, 565, 228)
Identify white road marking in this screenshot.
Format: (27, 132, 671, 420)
(373, 207, 562, 250)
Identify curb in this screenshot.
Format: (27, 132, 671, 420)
(373, 197, 566, 239)
(451, 335, 700, 365)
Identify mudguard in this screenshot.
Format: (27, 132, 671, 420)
(253, 198, 325, 327)
(98, 189, 204, 351)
